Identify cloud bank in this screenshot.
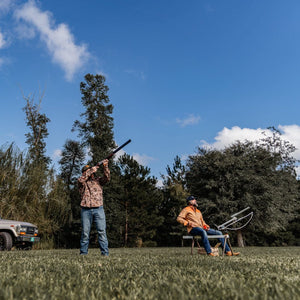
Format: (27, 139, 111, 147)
(200, 125, 300, 167)
(14, 0, 90, 81)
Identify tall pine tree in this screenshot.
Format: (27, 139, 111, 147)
(73, 73, 115, 163)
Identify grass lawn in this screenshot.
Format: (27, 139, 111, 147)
(0, 247, 299, 299)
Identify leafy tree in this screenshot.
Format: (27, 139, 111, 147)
(158, 156, 188, 246)
(186, 129, 299, 246)
(0, 143, 70, 248)
(0, 144, 24, 220)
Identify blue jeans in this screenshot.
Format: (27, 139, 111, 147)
(80, 206, 109, 255)
(190, 227, 230, 254)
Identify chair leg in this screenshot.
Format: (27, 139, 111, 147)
(222, 237, 227, 256)
(227, 237, 234, 253)
(191, 238, 195, 255)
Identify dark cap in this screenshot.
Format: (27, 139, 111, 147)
(82, 165, 91, 173)
(186, 195, 196, 204)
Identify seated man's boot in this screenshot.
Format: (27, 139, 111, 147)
(207, 252, 217, 256)
(225, 251, 240, 256)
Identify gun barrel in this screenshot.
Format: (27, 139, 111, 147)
(110, 139, 131, 157)
(98, 139, 132, 165)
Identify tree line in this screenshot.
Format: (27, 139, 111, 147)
(0, 74, 299, 248)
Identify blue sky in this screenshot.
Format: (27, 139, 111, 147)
(1, 0, 300, 183)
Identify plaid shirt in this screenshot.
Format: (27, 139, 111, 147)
(78, 165, 110, 207)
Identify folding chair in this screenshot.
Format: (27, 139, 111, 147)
(182, 234, 233, 256)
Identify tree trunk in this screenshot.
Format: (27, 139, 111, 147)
(124, 200, 128, 247)
(237, 230, 245, 247)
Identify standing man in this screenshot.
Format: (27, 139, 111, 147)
(78, 159, 110, 256)
(177, 196, 240, 256)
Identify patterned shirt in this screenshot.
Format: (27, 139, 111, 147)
(78, 165, 110, 207)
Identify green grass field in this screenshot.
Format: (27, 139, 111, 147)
(0, 247, 299, 300)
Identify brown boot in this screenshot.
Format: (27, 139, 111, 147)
(225, 251, 240, 256)
(207, 252, 217, 256)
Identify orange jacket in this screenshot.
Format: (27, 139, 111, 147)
(177, 206, 209, 233)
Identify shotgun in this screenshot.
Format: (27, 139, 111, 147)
(97, 139, 132, 165)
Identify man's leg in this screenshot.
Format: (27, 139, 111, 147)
(206, 228, 231, 253)
(94, 206, 109, 256)
(190, 227, 212, 254)
(80, 208, 92, 255)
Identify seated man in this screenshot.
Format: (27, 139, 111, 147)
(177, 196, 240, 256)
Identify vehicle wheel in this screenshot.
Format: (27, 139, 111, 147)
(0, 232, 13, 251)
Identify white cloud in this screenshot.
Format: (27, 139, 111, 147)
(14, 0, 90, 81)
(176, 114, 201, 127)
(0, 31, 6, 48)
(52, 149, 62, 160)
(200, 126, 268, 150)
(200, 125, 300, 167)
(132, 153, 155, 166)
(278, 125, 300, 160)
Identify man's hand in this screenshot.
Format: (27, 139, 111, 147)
(203, 224, 210, 230)
(96, 159, 109, 167)
(102, 159, 109, 167)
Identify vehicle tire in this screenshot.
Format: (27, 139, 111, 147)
(0, 232, 13, 251)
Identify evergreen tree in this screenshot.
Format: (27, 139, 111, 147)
(118, 154, 163, 247)
(158, 156, 188, 246)
(73, 73, 115, 163)
(59, 140, 85, 191)
(57, 139, 85, 247)
(23, 93, 51, 166)
(21, 93, 70, 247)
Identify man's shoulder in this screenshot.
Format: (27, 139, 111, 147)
(183, 206, 195, 211)
(183, 206, 201, 213)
